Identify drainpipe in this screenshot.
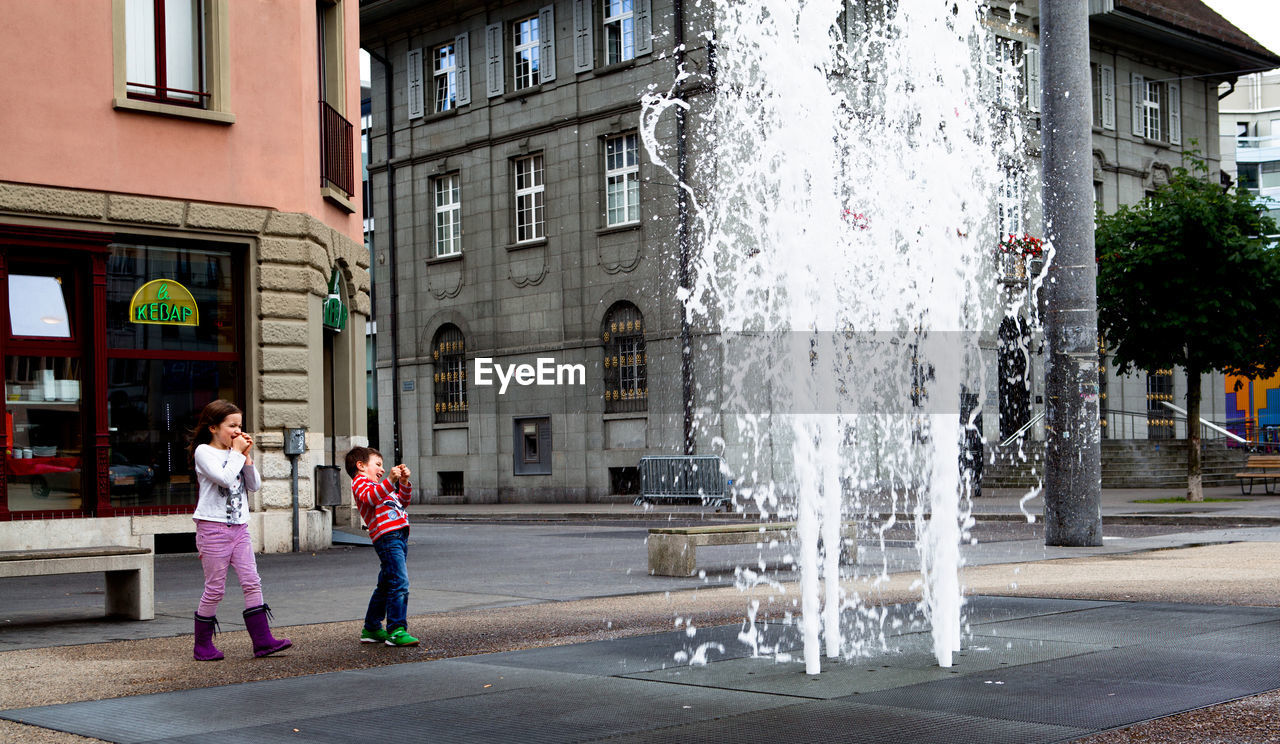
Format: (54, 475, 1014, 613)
(366, 47, 403, 465)
(674, 0, 694, 455)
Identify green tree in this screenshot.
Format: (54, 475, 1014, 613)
(1095, 151, 1280, 501)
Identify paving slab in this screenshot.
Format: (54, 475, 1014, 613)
(6, 597, 1279, 744)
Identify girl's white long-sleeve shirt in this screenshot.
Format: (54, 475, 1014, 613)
(192, 443, 262, 525)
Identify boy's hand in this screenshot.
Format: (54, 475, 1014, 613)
(397, 464, 411, 480)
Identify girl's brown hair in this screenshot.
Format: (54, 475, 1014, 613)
(187, 399, 242, 466)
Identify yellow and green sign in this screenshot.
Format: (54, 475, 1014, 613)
(129, 280, 199, 326)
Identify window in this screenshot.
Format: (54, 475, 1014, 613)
(997, 168, 1023, 239)
(1238, 162, 1260, 192)
(605, 133, 640, 226)
(433, 43, 457, 112)
(1091, 62, 1115, 130)
(997, 317, 1031, 440)
(486, 8, 554, 97)
(990, 37, 1039, 113)
(514, 154, 545, 243)
(105, 241, 243, 511)
(434, 174, 461, 257)
(439, 471, 464, 498)
(1130, 74, 1181, 144)
(513, 15, 541, 90)
(603, 302, 646, 413)
(1142, 81, 1161, 141)
(1146, 369, 1175, 440)
(9, 275, 72, 339)
(1237, 122, 1250, 140)
(432, 325, 467, 423)
(125, 0, 206, 106)
(1261, 161, 1280, 191)
(513, 417, 551, 475)
(603, 0, 635, 64)
(115, 0, 230, 120)
(573, 0, 650, 73)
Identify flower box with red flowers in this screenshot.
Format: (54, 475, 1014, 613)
(997, 233, 1044, 259)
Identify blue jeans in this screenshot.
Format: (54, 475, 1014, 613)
(366, 528, 409, 632)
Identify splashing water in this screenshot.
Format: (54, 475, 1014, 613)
(644, 0, 1014, 674)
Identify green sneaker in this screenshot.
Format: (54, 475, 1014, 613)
(384, 627, 420, 647)
(360, 627, 390, 644)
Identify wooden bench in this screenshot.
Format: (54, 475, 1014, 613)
(0, 546, 154, 620)
(1235, 455, 1280, 495)
(648, 523, 854, 577)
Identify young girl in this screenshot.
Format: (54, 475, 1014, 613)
(188, 399, 291, 660)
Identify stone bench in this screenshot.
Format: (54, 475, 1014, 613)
(0, 545, 154, 620)
(647, 522, 854, 577)
(1235, 455, 1280, 495)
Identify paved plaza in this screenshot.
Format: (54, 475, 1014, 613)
(3, 487, 1280, 743)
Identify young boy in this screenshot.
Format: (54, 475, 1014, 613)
(345, 446, 418, 646)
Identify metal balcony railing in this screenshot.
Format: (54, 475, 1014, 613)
(320, 101, 354, 197)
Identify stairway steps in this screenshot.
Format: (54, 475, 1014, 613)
(981, 439, 1249, 488)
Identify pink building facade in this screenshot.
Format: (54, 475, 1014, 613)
(0, 0, 367, 554)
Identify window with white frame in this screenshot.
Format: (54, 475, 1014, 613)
(514, 154, 545, 243)
(513, 15, 541, 90)
(603, 0, 635, 65)
(605, 133, 640, 226)
(994, 37, 1023, 109)
(434, 174, 461, 257)
(997, 168, 1023, 239)
(1131, 74, 1181, 144)
(988, 35, 1039, 114)
(1142, 81, 1162, 141)
(433, 43, 457, 112)
(125, 0, 208, 106)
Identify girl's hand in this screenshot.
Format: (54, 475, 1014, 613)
(232, 434, 251, 454)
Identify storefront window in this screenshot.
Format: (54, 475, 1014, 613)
(106, 241, 242, 510)
(5, 356, 83, 511)
(108, 359, 239, 508)
(8, 274, 72, 339)
(107, 243, 236, 353)
(0, 236, 243, 518)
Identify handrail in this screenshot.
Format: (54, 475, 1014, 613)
(1000, 411, 1045, 448)
(1160, 401, 1247, 443)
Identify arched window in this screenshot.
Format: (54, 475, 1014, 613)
(602, 303, 646, 413)
(432, 325, 467, 423)
(1146, 369, 1174, 440)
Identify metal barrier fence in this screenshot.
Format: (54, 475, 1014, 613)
(638, 456, 729, 509)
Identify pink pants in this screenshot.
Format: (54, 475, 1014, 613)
(195, 520, 263, 616)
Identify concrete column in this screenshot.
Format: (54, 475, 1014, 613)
(1040, 0, 1103, 546)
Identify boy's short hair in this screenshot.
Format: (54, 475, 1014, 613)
(344, 446, 382, 478)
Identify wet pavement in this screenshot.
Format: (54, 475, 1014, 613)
(2, 485, 1280, 742)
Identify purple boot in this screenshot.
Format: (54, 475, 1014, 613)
(243, 604, 291, 657)
(193, 613, 224, 661)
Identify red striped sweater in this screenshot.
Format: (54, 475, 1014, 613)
(351, 474, 413, 542)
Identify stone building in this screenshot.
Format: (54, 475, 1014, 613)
(362, 0, 1279, 502)
(0, 0, 367, 552)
